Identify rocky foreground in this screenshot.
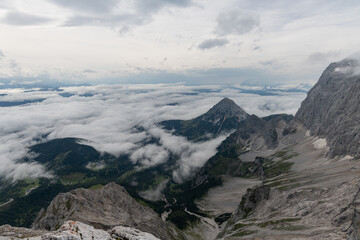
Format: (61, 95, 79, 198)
(0, 220, 160, 240)
(32, 182, 181, 239)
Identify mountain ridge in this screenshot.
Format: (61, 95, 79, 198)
(296, 58, 360, 157)
(32, 182, 181, 239)
(161, 97, 249, 141)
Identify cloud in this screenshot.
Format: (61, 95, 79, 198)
(3, 11, 52, 26)
(49, 0, 120, 13)
(135, 0, 193, 13)
(333, 58, 360, 76)
(0, 84, 306, 182)
(171, 135, 227, 183)
(198, 38, 229, 50)
(83, 69, 97, 74)
(130, 144, 169, 167)
(48, 0, 193, 32)
(215, 9, 260, 36)
(139, 179, 169, 201)
(308, 51, 339, 63)
(0, 52, 22, 78)
(62, 14, 145, 27)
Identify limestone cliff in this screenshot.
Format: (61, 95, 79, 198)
(32, 182, 181, 240)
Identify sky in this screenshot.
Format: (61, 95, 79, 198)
(1, 0, 360, 85)
(0, 85, 305, 182)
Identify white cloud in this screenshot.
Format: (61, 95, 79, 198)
(130, 144, 169, 167)
(171, 134, 227, 183)
(0, 84, 306, 182)
(215, 9, 260, 36)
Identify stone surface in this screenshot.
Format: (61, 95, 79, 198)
(110, 226, 160, 240)
(217, 127, 360, 239)
(32, 182, 179, 239)
(296, 58, 360, 157)
(0, 221, 161, 240)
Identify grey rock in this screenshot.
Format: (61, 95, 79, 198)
(0, 224, 46, 239)
(229, 184, 270, 224)
(202, 97, 249, 123)
(296, 58, 360, 157)
(0, 221, 161, 240)
(161, 97, 249, 141)
(32, 182, 180, 240)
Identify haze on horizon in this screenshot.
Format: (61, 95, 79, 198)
(1, 0, 360, 86)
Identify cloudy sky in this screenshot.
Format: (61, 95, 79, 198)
(1, 0, 360, 85)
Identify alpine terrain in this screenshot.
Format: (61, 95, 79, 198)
(1, 58, 360, 239)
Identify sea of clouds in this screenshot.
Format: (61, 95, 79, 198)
(0, 84, 307, 183)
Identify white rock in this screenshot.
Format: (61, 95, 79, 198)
(41, 221, 111, 240)
(110, 226, 160, 240)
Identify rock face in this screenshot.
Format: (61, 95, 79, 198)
(201, 98, 249, 124)
(161, 98, 249, 141)
(296, 58, 360, 157)
(216, 126, 360, 239)
(0, 224, 46, 239)
(228, 184, 270, 224)
(218, 114, 293, 157)
(0, 221, 161, 240)
(32, 182, 179, 240)
(42, 221, 112, 240)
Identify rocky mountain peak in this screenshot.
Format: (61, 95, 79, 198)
(32, 182, 180, 239)
(203, 98, 249, 122)
(296, 58, 360, 157)
(313, 58, 359, 88)
(161, 97, 249, 141)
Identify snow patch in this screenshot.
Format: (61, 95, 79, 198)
(313, 138, 327, 149)
(340, 155, 354, 161)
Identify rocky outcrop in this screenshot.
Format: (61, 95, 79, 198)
(32, 182, 180, 240)
(0, 221, 161, 240)
(296, 58, 360, 157)
(0, 224, 46, 239)
(217, 114, 293, 157)
(230, 184, 270, 223)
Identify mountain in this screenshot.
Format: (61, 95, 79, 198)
(0, 138, 135, 227)
(188, 113, 293, 184)
(296, 58, 360, 157)
(161, 98, 249, 141)
(163, 113, 295, 233)
(32, 182, 182, 239)
(217, 59, 360, 239)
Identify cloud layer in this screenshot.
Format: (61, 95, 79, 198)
(0, 84, 306, 182)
